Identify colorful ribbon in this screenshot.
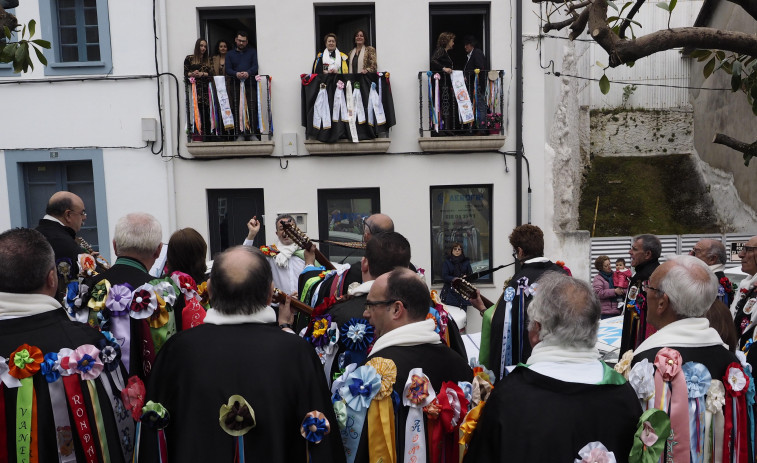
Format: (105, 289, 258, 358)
(723, 363, 749, 463)
(338, 365, 381, 463)
(190, 77, 201, 134)
(365, 358, 397, 463)
(402, 369, 435, 463)
(653, 348, 690, 463)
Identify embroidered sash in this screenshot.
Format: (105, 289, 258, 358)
(313, 84, 331, 130)
(189, 77, 201, 134)
(213, 76, 235, 131)
(239, 79, 250, 133)
(208, 82, 217, 135)
(450, 71, 474, 124)
(367, 82, 386, 127)
(402, 369, 435, 463)
(332, 80, 348, 122)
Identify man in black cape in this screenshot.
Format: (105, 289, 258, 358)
(619, 233, 661, 354)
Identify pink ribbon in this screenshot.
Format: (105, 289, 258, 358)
(653, 348, 690, 463)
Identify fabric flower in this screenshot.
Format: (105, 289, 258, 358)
(78, 254, 97, 275)
(682, 362, 711, 399)
(340, 318, 374, 352)
(171, 271, 198, 297)
(333, 400, 347, 428)
(438, 382, 468, 432)
(8, 344, 43, 379)
(423, 398, 441, 419)
(309, 315, 332, 347)
(504, 286, 516, 302)
(331, 363, 358, 395)
(57, 258, 75, 281)
(471, 375, 493, 405)
(313, 296, 337, 318)
(628, 359, 655, 400)
(219, 395, 256, 436)
(152, 279, 178, 307)
(87, 279, 111, 311)
(148, 293, 170, 329)
(56, 348, 76, 377)
(640, 421, 658, 447)
(574, 441, 616, 463)
(121, 376, 147, 421)
(458, 381, 473, 407)
(614, 350, 634, 379)
(197, 281, 209, 306)
(129, 284, 157, 319)
(470, 358, 495, 385)
(105, 284, 134, 316)
(40, 352, 61, 383)
(365, 357, 397, 401)
(406, 374, 430, 405)
(725, 363, 748, 394)
(301, 411, 330, 444)
(654, 348, 682, 381)
(339, 365, 381, 410)
(0, 356, 22, 388)
(65, 281, 81, 314)
(705, 379, 726, 414)
(69, 345, 103, 380)
(259, 245, 279, 257)
(141, 401, 170, 430)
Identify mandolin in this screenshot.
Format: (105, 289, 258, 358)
(75, 236, 111, 269)
(272, 288, 313, 316)
(451, 278, 495, 308)
(280, 222, 336, 271)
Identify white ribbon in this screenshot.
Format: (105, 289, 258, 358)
(0, 356, 22, 388)
(48, 379, 77, 462)
(313, 85, 331, 129)
(333, 81, 348, 122)
(450, 70, 474, 124)
(346, 81, 359, 142)
(99, 373, 136, 461)
(367, 82, 386, 127)
(402, 368, 436, 463)
(213, 76, 235, 131)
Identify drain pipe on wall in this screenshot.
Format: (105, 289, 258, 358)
(515, 0, 525, 226)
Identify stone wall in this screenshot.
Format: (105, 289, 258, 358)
(590, 108, 694, 157)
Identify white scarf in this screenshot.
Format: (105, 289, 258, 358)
(634, 317, 727, 355)
(525, 339, 603, 384)
(203, 306, 276, 325)
(349, 47, 365, 73)
(348, 279, 373, 297)
(370, 319, 441, 356)
(709, 263, 726, 274)
(0, 292, 62, 320)
(321, 48, 343, 73)
(730, 271, 757, 317)
(273, 239, 299, 269)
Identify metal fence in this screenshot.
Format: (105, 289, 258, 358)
(588, 233, 753, 280)
(417, 70, 505, 136)
(185, 75, 273, 142)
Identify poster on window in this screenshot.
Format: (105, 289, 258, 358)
(430, 185, 492, 285)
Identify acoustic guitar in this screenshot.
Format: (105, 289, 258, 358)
(280, 222, 336, 271)
(451, 278, 495, 308)
(272, 288, 313, 316)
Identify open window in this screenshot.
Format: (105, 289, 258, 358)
(198, 7, 257, 56)
(313, 4, 376, 56)
(317, 188, 380, 265)
(429, 3, 490, 70)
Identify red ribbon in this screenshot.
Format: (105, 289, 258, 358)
(437, 382, 469, 463)
(723, 362, 749, 463)
(139, 319, 156, 378)
(158, 429, 168, 463)
(61, 375, 100, 463)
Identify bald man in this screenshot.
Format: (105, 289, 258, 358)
(142, 246, 345, 463)
(35, 191, 89, 294)
(690, 238, 732, 305)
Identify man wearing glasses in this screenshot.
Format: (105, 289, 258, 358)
(35, 191, 90, 296)
(732, 236, 757, 360)
(689, 238, 733, 305)
(619, 233, 662, 354)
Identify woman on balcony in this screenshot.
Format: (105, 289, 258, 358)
(430, 32, 456, 135)
(347, 29, 377, 74)
(184, 38, 212, 139)
(210, 39, 229, 77)
(312, 33, 348, 74)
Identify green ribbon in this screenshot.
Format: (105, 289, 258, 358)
(477, 304, 496, 368)
(629, 408, 671, 463)
(16, 377, 33, 463)
(13, 349, 33, 370)
(87, 380, 111, 463)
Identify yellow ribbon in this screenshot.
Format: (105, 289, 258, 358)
(458, 401, 486, 446)
(366, 357, 397, 463)
(87, 280, 111, 312)
(148, 294, 170, 329)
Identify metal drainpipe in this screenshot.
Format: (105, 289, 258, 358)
(515, 0, 524, 227)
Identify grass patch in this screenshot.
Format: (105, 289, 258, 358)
(578, 154, 720, 236)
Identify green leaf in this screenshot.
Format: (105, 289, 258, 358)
(628, 19, 642, 27)
(607, 1, 619, 12)
(31, 39, 51, 49)
(721, 61, 733, 74)
(620, 2, 633, 15)
(607, 16, 620, 23)
(626, 61, 636, 68)
(612, 25, 621, 35)
(599, 74, 611, 94)
(715, 51, 725, 61)
(32, 45, 47, 66)
(21, 24, 26, 39)
(656, 2, 669, 10)
(689, 49, 710, 59)
(732, 73, 742, 92)
(704, 57, 716, 78)
(3, 26, 10, 40)
(0, 42, 16, 62)
(28, 20, 36, 38)
(732, 60, 742, 76)
(669, 0, 677, 11)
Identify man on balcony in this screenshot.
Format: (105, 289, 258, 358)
(463, 36, 488, 134)
(226, 30, 259, 141)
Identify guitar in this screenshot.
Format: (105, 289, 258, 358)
(451, 278, 495, 308)
(272, 288, 313, 316)
(280, 222, 336, 271)
(75, 236, 111, 269)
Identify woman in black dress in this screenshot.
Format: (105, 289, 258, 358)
(430, 32, 456, 134)
(184, 38, 212, 138)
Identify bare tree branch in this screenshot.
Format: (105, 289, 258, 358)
(714, 133, 757, 166)
(567, 0, 592, 13)
(0, 6, 19, 34)
(619, 0, 646, 39)
(544, 15, 578, 33)
(569, 6, 592, 40)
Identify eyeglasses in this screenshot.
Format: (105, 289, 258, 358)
(641, 282, 664, 294)
(68, 209, 87, 217)
(364, 299, 399, 311)
(360, 216, 374, 238)
(739, 246, 757, 255)
(689, 248, 702, 256)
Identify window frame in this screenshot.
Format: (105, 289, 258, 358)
(429, 184, 493, 285)
(428, 3, 490, 70)
(317, 187, 380, 264)
(313, 4, 376, 56)
(38, 0, 113, 75)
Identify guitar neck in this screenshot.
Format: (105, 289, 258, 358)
(273, 290, 313, 316)
(480, 294, 495, 308)
(312, 246, 336, 271)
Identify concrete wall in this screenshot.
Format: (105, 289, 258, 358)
(689, 2, 757, 213)
(589, 108, 694, 156)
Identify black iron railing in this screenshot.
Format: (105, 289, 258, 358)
(417, 69, 505, 137)
(185, 74, 273, 142)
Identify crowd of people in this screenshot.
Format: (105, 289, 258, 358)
(3, 189, 756, 462)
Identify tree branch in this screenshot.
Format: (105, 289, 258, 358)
(0, 6, 18, 34)
(569, 6, 592, 40)
(543, 15, 578, 33)
(713, 133, 757, 166)
(567, 0, 592, 13)
(619, 0, 646, 39)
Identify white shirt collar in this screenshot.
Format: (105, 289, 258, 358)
(42, 214, 66, 226)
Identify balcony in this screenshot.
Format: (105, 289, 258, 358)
(184, 74, 274, 158)
(417, 70, 506, 153)
(300, 73, 395, 155)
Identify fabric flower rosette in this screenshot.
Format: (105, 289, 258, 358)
(87, 278, 112, 328)
(219, 395, 256, 463)
(148, 278, 179, 353)
(121, 375, 147, 461)
(6, 344, 43, 462)
(364, 357, 398, 463)
(130, 282, 159, 377)
(402, 368, 436, 463)
(337, 364, 382, 463)
(170, 271, 198, 301)
(629, 358, 655, 410)
(614, 350, 635, 379)
(723, 363, 749, 463)
(338, 318, 375, 370)
(309, 315, 340, 379)
(574, 441, 616, 463)
(78, 253, 98, 277)
(105, 282, 134, 369)
(301, 410, 331, 463)
(703, 379, 726, 461)
(426, 381, 469, 463)
(682, 362, 711, 463)
(459, 375, 493, 457)
(629, 408, 671, 463)
(141, 401, 170, 463)
(652, 348, 690, 463)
